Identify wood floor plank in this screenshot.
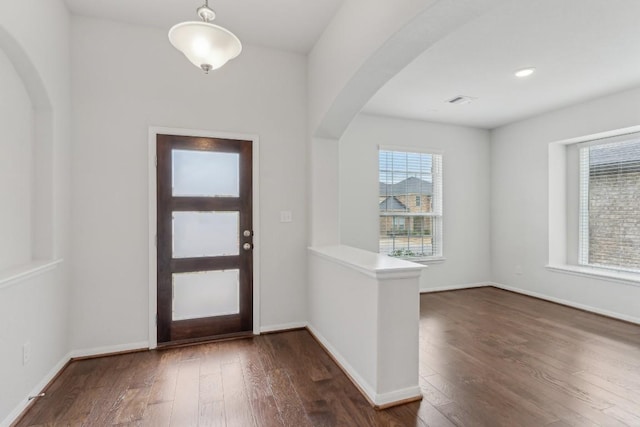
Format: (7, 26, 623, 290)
(199, 372, 226, 427)
(14, 288, 640, 427)
(200, 372, 224, 402)
(436, 401, 487, 427)
(573, 370, 640, 415)
(217, 340, 243, 366)
(420, 290, 634, 427)
(237, 345, 271, 401)
(286, 371, 335, 426)
(384, 401, 432, 427)
(247, 396, 283, 427)
(32, 373, 91, 424)
(198, 400, 226, 427)
(444, 331, 614, 412)
(55, 385, 108, 424)
(147, 370, 179, 405)
(82, 368, 138, 426)
(128, 352, 161, 389)
(424, 373, 543, 427)
(421, 338, 561, 424)
(169, 359, 200, 427)
(200, 342, 222, 376)
(266, 368, 311, 427)
(147, 350, 181, 405)
(111, 386, 151, 424)
(237, 345, 283, 426)
(602, 404, 640, 426)
(141, 401, 173, 427)
(283, 331, 332, 382)
(419, 375, 453, 407)
(413, 400, 456, 427)
(221, 361, 256, 427)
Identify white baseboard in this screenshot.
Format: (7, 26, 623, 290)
(489, 282, 640, 325)
(1, 352, 72, 427)
(420, 282, 489, 293)
(69, 341, 149, 359)
(376, 385, 423, 407)
(259, 322, 308, 334)
(306, 323, 421, 407)
(306, 323, 378, 403)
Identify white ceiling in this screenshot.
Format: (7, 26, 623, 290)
(63, 0, 344, 53)
(64, 0, 640, 129)
(362, 0, 640, 129)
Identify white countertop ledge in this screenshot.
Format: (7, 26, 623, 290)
(309, 245, 426, 280)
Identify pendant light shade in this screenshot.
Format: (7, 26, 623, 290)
(168, 1, 242, 73)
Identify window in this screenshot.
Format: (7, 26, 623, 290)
(379, 149, 442, 259)
(579, 134, 640, 272)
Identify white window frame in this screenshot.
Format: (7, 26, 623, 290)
(378, 146, 444, 262)
(547, 125, 640, 287)
(577, 131, 640, 274)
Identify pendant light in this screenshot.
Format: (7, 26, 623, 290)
(168, 0, 242, 73)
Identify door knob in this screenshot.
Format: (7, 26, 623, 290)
(243, 243, 253, 251)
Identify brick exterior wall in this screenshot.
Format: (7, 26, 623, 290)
(588, 169, 640, 269)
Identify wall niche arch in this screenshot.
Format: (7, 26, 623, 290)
(0, 27, 55, 276)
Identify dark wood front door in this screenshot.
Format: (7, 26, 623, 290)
(156, 134, 253, 345)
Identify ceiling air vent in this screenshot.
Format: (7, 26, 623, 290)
(447, 95, 476, 105)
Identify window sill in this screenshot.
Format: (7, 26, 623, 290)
(0, 259, 64, 290)
(393, 256, 446, 265)
(546, 264, 640, 288)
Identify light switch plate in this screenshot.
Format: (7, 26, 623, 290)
(280, 211, 293, 223)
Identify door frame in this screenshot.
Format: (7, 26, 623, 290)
(147, 126, 260, 349)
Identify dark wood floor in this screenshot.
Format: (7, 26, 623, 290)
(15, 287, 640, 426)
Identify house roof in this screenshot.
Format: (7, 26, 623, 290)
(379, 196, 407, 211)
(379, 177, 432, 196)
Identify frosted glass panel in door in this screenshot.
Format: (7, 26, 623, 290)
(173, 270, 239, 320)
(173, 212, 239, 258)
(172, 149, 239, 197)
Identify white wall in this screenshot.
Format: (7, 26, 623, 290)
(70, 16, 308, 351)
(491, 86, 640, 322)
(0, 47, 33, 271)
(0, 0, 71, 424)
(309, 137, 340, 246)
(308, 0, 436, 136)
(339, 114, 491, 291)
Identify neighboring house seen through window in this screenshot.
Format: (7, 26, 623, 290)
(379, 149, 442, 259)
(579, 133, 640, 272)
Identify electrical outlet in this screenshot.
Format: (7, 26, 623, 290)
(23, 342, 31, 366)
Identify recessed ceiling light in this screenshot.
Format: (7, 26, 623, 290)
(515, 67, 536, 78)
